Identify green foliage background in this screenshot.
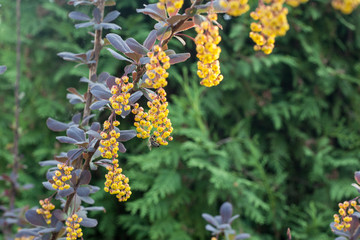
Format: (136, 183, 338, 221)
(1, 0, 360, 239)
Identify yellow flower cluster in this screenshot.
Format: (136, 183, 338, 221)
(51, 164, 73, 190)
(36, 198, 55, 225)
(98, 126, 121, 159)
(219, 0, 250, 16)
(145, 45, 170, 89)
(249, 0, 289, 54)
(104, 159, 131, 202)
(109, 76, 133, 115)
(331, 0, 360, 14)
(195, 14, 223, 87)
(65, 214, 83, 240)
(285, 0, 308, 7)
(133, 88, 173, 145)
(333, 200, 357, 231)
(157, 0, 184, 14)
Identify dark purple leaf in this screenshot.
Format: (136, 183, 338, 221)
(106, 75, 116, 89)
(103, 10, 120, 22)
(72, 113, 82, 124)
(202, 213, 219, 227)
(129, 91, 143, 104)
(67, 127, 86, 142)
(107, 48, 132, 62)
(136, 4, 166, 21)
(25, 210, 47, 227)
(90, 122, 100, 132)
(39, 160, 59, 167)
(118, 130, 137, 142)
(46, 118, 69, 132)
(90, 100, 109, 110)
(69, 11, 91, 21)
(220, 202, 232, 223)
(106, 33, 132, 53)
(67, 148, 84, 161)
(79, 196, 95, 204)
(0, 65, 6, 74)
(75, 22, 94, 29)
(143, 30, 157, 50)
(100, 23, 121, 30)
(98, 72, 110, 83)
(235, 233, 251, 239)
(80, 217, 97, 228)
(87, 129, 101, 139)
(169, 53, 191, 64)
(125, 38, 148, 55)
(79, 170, 91, 185)
(205, 224, 220, 233)
(43, 182, 55, 191)
(83, 206, 106, 212)
(58, 187, 75, 198)
(93, 7, 101, 23)
(91, 85, 112, 100)
(56, 136, 78, 144)
(82, 114, 95, 126)
(77, 187, 90, 197)
(118, 142, 126, 153)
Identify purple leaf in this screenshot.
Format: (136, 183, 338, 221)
(87, 129, 101, 139)
(98, 72, 110, 83)
(103, 10, 120, 23)
(100, 23, 121, 30)
(58, 187, 75, 198)
(83, 206, 106, 212)
(125, 38, 148, 55)
(67, 148, 84, 161)
(205, 224, 220, 233)
(90, 100, 109, 110)
(79, 196, 95, 204)
(202, 213, 219, 227)
(235, 233, 251, 239)
(93, 7, 101, 23)
(39, 160, 59, 167)
(53, 210, 66, 221)
(118, 130, 137, 142)
(143, 30, 157, 50)
(136, 4, 166, 21)
(82, 114, 95, 126)
(0, 65, 6, 74)
(75, 22, 94, 29)
(355, 172, 360, 185)
(79, 170, 91, 185)
(90, 85, 112, 100)
(77, 187, 90, 197)
(80, 217, 98, 228)
(56, 136, 78, 144)
(25, 210, 47, 227)
(106, 33, 132, 53)
(129, 91, 143, 104)
(220, 202, 232, 224)
(43, 182, 56, 191)
(67, 127, 86, 142)
(69, 11, 91, 21)
(106, 48, 132, 62)
(15, 229, 39, 238)
(118, 142, 126, 153)
(169, 53, 191, 64)
(47, 118, 69, 132)
(90, 122, 100, 132)
(72, 113, 82, 124)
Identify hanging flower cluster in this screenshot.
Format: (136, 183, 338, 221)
(333, 200, 357, 231)
(104, 159, 131, 202)
(249, 0, 289, 54)
(157, 0, 184, 14)
(195, 12, 223, 87)
(145, 45, 170, 89)
(36, 198, 55, 225)
(219, 0, 250, 16)
(331, 0, 360, 14)
(99, 127, 121, 159)
(51, 164, 73, 190)
(65, 214, 83, 240)
(133, 88, 173, 145)
(109, 76, 133, 115)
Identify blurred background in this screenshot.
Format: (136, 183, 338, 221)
(1, 0, 360, 239)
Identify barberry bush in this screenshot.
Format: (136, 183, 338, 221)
(0, 0, 360, 240)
